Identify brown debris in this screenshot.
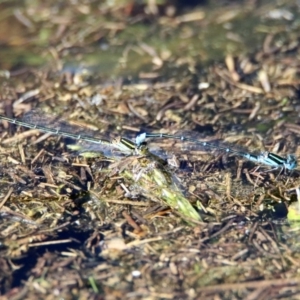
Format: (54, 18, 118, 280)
(1, 1, 300, 299)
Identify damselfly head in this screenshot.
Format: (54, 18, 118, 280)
(136, 132, 147, 146)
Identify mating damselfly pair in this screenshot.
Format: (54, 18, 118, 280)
(0, 111, 297, 172)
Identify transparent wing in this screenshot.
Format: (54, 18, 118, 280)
(142, 130, 250, 157)
(22, 110, 133, 158)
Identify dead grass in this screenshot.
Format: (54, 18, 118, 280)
(1, 1, 300, 299)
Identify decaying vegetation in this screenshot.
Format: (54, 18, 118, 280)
(1, 0, 300, 299)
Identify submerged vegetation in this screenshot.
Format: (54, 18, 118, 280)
(1, 0, 300, 299)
